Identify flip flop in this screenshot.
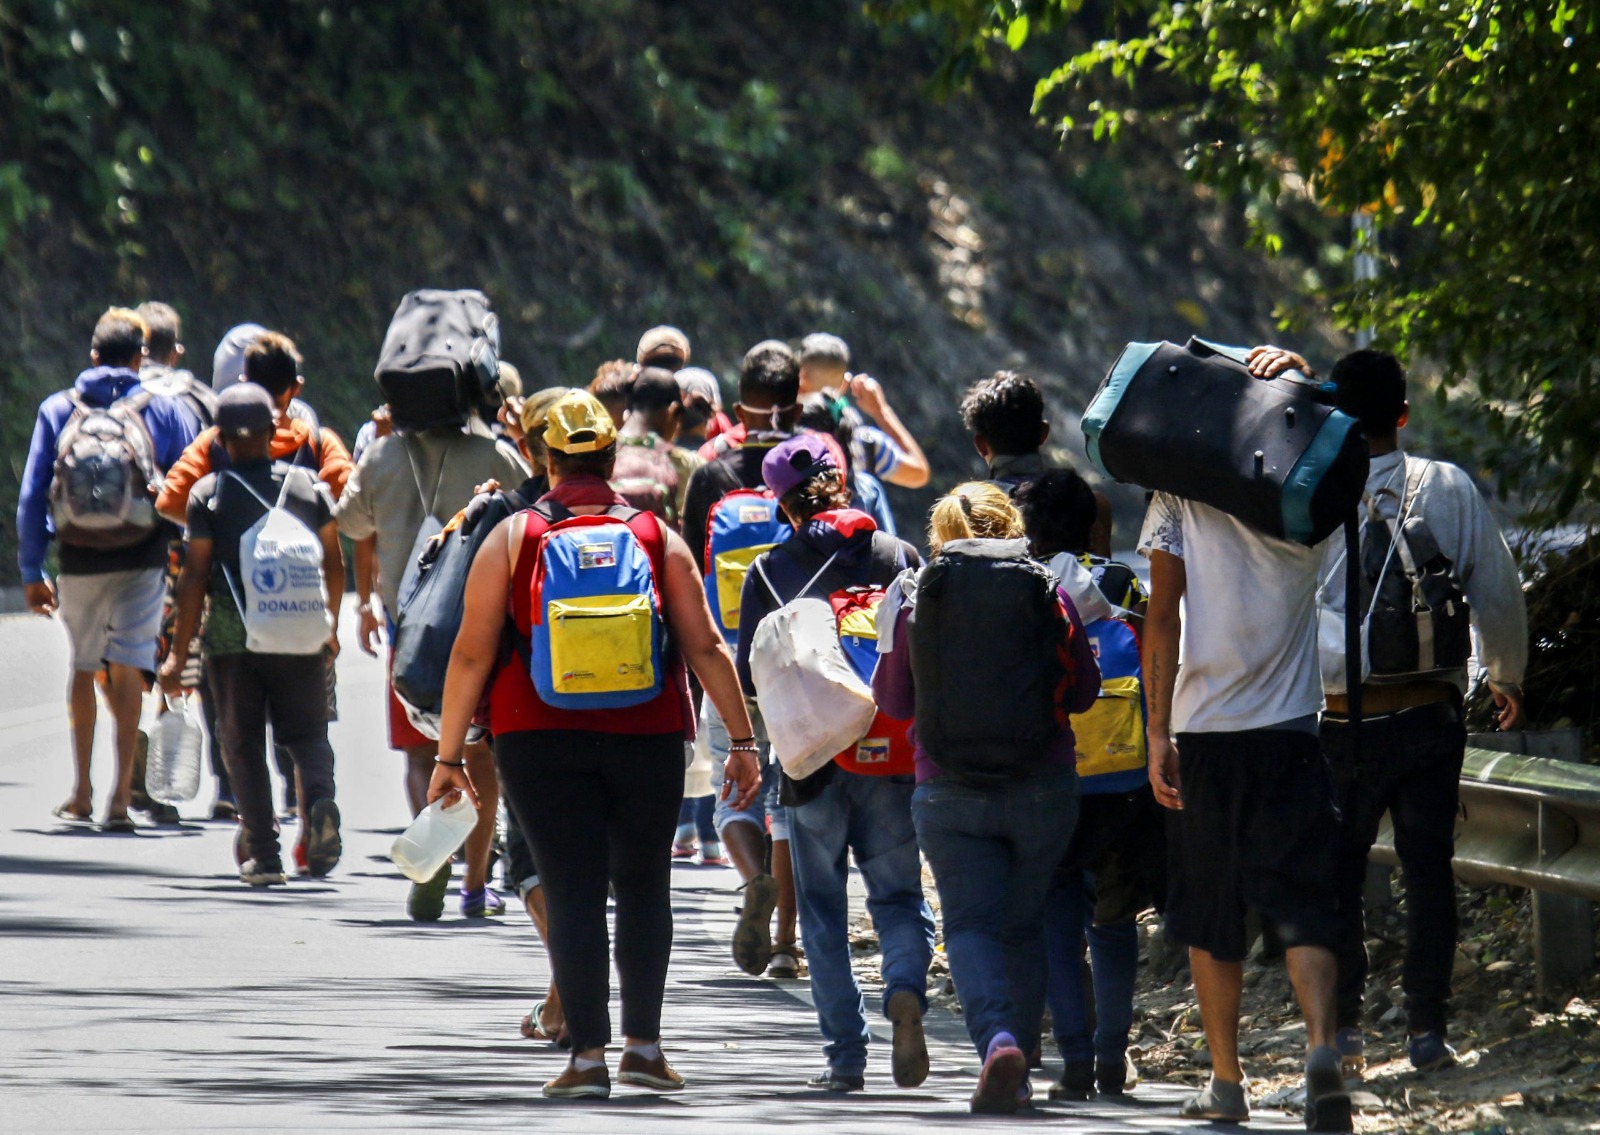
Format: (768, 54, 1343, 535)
(100, 815, 138, 834)
(52, 804, 93, 825)
(521, 1000, 571, 1048)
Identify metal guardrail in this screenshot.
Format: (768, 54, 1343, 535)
(1369, 732, 1598, 994)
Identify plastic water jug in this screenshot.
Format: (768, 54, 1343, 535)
(390, 796, 477, 883)
(146, 695, 203, 804)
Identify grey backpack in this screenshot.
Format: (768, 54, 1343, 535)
(48, 390, 161, 549)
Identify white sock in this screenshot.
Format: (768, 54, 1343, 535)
(573, 1056, 606, 1072)
(625, 1041, 661, 1062)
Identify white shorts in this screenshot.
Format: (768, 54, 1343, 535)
(56, 567, 167, 674)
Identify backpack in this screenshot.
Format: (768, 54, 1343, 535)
(1073, 616, 1147, 789)
(375, 289, 502, 432)
(908, 538, 1072, 784)
(48, 390, 162, 549)
(610, 434, 681, 526)
(1319, 459, 1471, 691)
(140, 366, 218, 429)
(209, 431, 320, 478)
(703, 487, 787, 643)
(829, 582, 916, 776)
(392, 485, 530, 715)
(219, 469, 332, 655)
(523, 503, 667, 710)
(1082, 338, 1369, 546)
(749, 551, 879, 780)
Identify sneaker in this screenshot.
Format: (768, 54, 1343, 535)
(240, 856, 287, 887)
(767, 942, 804, 979)
(210, 796, 238, 821)
(1096, 1051, 1139, 1096)
(732, 873, 779, 975)
(305, 798, 341, 878)
(460, 885, 507, 918)
(1305, 1044, 1353, 1131)
(407, 862, 452, 922)
(970, 1043, 1027, 1115)
(1407, 1030, 1459, 1073)
(1178, 1075, 1250, 1122)
(543, 1062, 610, 1099)
(1336, 1026, 1365, 1078)
(1048, 1059, 1094, 1101)
(806, 1068, 865, 1092)
(292, 841, 309, 877)
(672, 840, 698, 860)
(618, 1048, 686, 1091)
(699, 842, 729, 867)
(887, 990, 928, 1089)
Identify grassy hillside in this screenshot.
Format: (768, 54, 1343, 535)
(0, 0, 1317, 580)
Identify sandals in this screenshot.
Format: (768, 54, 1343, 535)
(521, 999, 571, 1049)
(52, 803, 93, 825)
(101, 814, 138, 834)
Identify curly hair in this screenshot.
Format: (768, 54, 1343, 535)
(780, 468, 852, 525)
(959, 370, 1045, 456)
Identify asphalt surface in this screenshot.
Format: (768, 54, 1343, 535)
(0, 608, 1305, 1132)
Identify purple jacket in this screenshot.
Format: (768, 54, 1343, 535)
(873, 583, 1101, 783)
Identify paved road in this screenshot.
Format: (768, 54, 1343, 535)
(0, 610, 1303, 1132)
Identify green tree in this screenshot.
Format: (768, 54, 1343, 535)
(872, 0, 1600, 522)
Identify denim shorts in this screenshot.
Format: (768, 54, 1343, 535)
(703, 693, 788, 841)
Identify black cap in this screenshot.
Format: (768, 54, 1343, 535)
(215, 382, 277, 439)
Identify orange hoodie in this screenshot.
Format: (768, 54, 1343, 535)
(157, 418, 353, 523)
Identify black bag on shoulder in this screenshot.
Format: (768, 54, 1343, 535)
(375, 289, 502, 432)
(908, 538, 1068, 784)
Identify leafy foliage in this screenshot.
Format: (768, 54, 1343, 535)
(870, 0, 1600, 523)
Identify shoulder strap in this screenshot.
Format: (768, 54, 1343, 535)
(117, 388, 156, 416)
(402, 434, 453, 518)
(221, 469, 277, 513)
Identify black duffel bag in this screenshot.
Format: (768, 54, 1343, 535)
(376, 289, 502, 431)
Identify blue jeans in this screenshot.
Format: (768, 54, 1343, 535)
(1044, 868, 1138, 1065)
(789, 770, 935, 1076)
(912, 765, 1079, 1059)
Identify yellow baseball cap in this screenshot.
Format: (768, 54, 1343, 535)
(543, 389, 618, 454)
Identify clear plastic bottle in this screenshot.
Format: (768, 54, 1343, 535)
(146, 695, 203, 804)
(390, 796, 478, 883)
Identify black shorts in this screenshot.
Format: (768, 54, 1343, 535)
(1165, 728, 1340, 961)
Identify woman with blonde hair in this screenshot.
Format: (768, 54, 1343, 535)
(874, 481, 1100, 1113)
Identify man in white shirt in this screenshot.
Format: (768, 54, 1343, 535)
(1141, 482, 1349, 1126)
(1256, 346, 1527, 1074)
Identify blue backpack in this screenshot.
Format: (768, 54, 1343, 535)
(703, 487, 788, 643)
(525, 504, 666, 710)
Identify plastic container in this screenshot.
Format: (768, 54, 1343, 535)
(146, 695, 203, 804)
(390, 796, 478, 883)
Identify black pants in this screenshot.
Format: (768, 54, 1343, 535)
(495, 729, 684, 1052)
(206, 652, 335, 862)
(1323, 699, 1465, 1036)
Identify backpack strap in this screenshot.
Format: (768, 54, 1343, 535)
(754, 546, 843, 607)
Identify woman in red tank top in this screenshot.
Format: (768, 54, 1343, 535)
(429, 392, 760, 1100)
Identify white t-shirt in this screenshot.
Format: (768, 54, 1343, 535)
(1138, 492, 1326, 734)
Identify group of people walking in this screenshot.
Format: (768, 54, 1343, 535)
(19, 304, 1529, 1127)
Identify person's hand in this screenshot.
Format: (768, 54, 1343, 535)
(847, 373, 888, 418)
(324, 632, 341, 663)
(156, 654, 186, 697)
(427, 759, 480, 810)
(722, 746, 761, 811)
(1492, 684, 1526, 731)
(1246, 345, 1313, 379)
(499, 397, 526, 443)
(357, 606, 383, 657)
(1149, 733, 1183, 810)
(371, 405, 393, 438)
(23, 580, 56, 616)
(473, 478, 502, 497)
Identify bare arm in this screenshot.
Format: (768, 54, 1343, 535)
(850, 374, 930, 489)
(1143, 549, 1185, 810)
(158, 538, 212, 695)
(353, 534, 382, 657)
(318, 521, 343, 659)
(1090, 490, 1113, 558)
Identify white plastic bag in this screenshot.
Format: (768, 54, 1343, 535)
(751, 595, 878, 780)
(222, 470, 331, 655)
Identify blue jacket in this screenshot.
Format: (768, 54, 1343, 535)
(16, 366, 197, 582)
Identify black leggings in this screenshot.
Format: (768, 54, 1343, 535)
(495, 729, 684, 1051)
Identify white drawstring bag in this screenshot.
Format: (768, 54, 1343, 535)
(749, 550, 878, 780)
(221, 469, 332, 655)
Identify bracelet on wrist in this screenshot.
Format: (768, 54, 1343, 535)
(434, 757, 466, 768)
(728, 735, 756, 745)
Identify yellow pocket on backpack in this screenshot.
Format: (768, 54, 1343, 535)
(547, 594, 656, 695)
(1074, 676, 1147, 778)
(713, 544, 774, 627)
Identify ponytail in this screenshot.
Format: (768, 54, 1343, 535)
(928, 481, 1023, 552)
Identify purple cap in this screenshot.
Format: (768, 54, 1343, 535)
(762, 433, 838, 499)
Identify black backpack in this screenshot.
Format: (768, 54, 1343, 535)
(375, 289, 502, 432)
(1082, 338, 1369, 546)
(1362, 460, 1472, 683)
(908, 538, 1070, 784)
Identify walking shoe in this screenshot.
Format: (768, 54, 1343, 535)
(732, 873, 779, 975)
(210, 796, 238, 821)
(970, 1043, 1027, 1115)
(145, 801, 182, 825)
(240, 856, 287, 887)
(886, 990, 928, 1088)
(1048, 1059, 1094, 1101)
(304, 799, 341, 877)
(407, 862, 452, 922)
(671, 839, 698, 860)
(1335, 1026, 1365, 1077)
(806, 1068, 865, 1092)
(699, 841, 729, 867)
(618, 1048, 686, 1091)
(1097, 1051, 1139, 1095)
(1178, 1075, 1250, 1122)
(1407, 1030, 1458, 1072)
(1305, 1044, 1353, 1131)
(767, 942, 804, 979)
(542, 1062, 610, 1099)
(460, 885, 507, 918)
(292, 841, 309, 877)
